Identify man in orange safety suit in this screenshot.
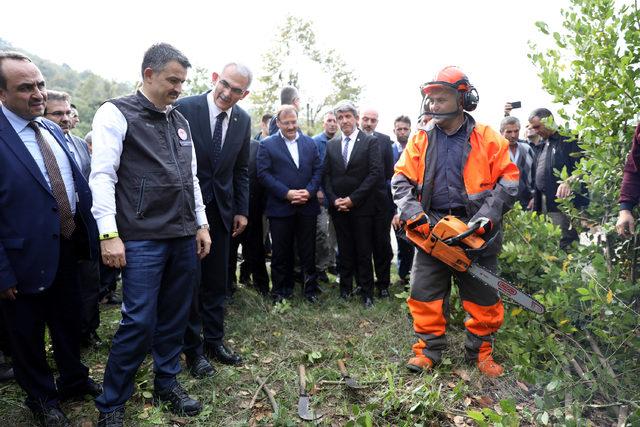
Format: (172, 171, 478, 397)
(391, 66, 519, 377)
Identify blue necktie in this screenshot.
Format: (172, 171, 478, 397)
(342, 137, 350, 167)
(212, 111, 227, 166)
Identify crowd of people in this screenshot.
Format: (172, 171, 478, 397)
(0, 42, 637, 426)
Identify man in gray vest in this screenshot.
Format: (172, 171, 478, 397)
(89, 43, 211, 427)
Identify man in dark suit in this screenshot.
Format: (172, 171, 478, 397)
(243, 138, 270, 294)
(0, 51, 101, 426)
(175, 62, 251, 376)
(44, 90, 101, 348)
(257, 105, 323, 303)
(323, 101, 382, 307)
(360, 108, 394, 298)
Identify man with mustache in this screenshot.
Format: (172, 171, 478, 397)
(90, 43, 211, 426)
(0, 51, 101, 426)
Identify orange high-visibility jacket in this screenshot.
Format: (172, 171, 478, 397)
(392, 115, 519, 239)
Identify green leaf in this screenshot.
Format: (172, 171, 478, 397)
(535, 21, 550, 34)
(467, 409, 485, 422)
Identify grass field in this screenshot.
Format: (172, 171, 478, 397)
(0, 272, 605, 426)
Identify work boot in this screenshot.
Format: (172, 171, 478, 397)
(474, 341, 504, 378)
(406, 355, 433, 373)
(477, 357, 503, 377)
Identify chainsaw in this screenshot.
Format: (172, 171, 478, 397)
(404, 215, 545, 314)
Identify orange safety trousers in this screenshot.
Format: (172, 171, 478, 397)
(407, 250, 504, 364)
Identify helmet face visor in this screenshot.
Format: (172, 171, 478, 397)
(420, 84, 460, 119)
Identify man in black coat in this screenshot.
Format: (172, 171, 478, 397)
(529, 108, 588, 250)
(175, 63, 251, 377)
(322, 101, 382, 307)
(360, 107, 394, 298)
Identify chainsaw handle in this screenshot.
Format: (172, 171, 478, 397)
(337, 359, 348, 377)
(443, 221, 481, 246)
(298, 365, 306, 394)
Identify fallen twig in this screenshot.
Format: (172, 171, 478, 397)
(255, 376, 279, 414)
(249, 376, 269, 410)
(585, 331, 619, 385)
(561, 366, 574, 420)
(569, 358, 589, 381)
(318, 379, 386, 386)
(617, 405, 629, 427)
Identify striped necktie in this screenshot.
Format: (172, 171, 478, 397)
(28, 121, 75, 239)
(342, 136, 350, 166)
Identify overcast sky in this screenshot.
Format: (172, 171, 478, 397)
(2, 0, 568, 136)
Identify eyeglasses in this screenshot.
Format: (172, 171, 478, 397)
(218, 79, 246, 96)
(278, 120, 297, 127)
(47, 111, 72, 117)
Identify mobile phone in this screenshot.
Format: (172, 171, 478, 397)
(510, 101, 522, 109)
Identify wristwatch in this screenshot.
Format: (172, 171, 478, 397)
(197, 224, 210, 230)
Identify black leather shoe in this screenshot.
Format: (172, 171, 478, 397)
(339, 290, 351, 300)
(305, 294, 319, 304)
(187, 355, 216, 379)
(363, 297, 374, 308)
(103, 292, 121, 305)
(32, 405, 70, 427)
(59, 377, 103, 401)
(379, 289, 390, 298)
(97, 407, 125, 427)
(154, 383, 202, 416)
(207, 343, 243, 365)
(0, 363, 13, 382)
(272, 294, 286, 304)
(81, 331, 102, 349)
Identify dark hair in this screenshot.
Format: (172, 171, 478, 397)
(280, 86, 299, 105)
(140, 43, 191, 79)
(529, 107, 553, 122)
(394, 115, 411, 126)
(0, 51, 32, 89)
(261, 113, 273, 124)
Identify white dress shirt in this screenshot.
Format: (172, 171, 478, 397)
(89, 93, 206, 234)
(341, 128, 359, 163)
(2, 105, 76, 213)
(207, 91, 233, 146)
(280, 131, 299, 168)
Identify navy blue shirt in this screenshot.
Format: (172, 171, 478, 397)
(312, 132, 332, 162)
(430, 124, 466, 210)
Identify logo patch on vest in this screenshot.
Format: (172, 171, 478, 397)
(177, 128, 188, 141)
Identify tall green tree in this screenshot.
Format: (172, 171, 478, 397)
(249, 16, 362, 136)
(529, 0, 640, 226)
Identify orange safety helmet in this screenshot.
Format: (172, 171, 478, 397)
(420, 66, 479, 112)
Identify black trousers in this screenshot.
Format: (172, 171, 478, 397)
(269, 214, 318, 298)
(372, 210, 393, 291)
(395, 229, 415, 280)
(331, 212, 375, 298)
(243, 206, 269, 293)
(98, 264, 119, 299)
(77, 258, 100, 339)
(184, 204, 230, 359)
(0, 239, 88, 409)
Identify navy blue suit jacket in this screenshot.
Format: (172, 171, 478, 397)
(256, 132, 322, 217)
(175, 92, 250, 231)
(0, 109, 98, 294)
